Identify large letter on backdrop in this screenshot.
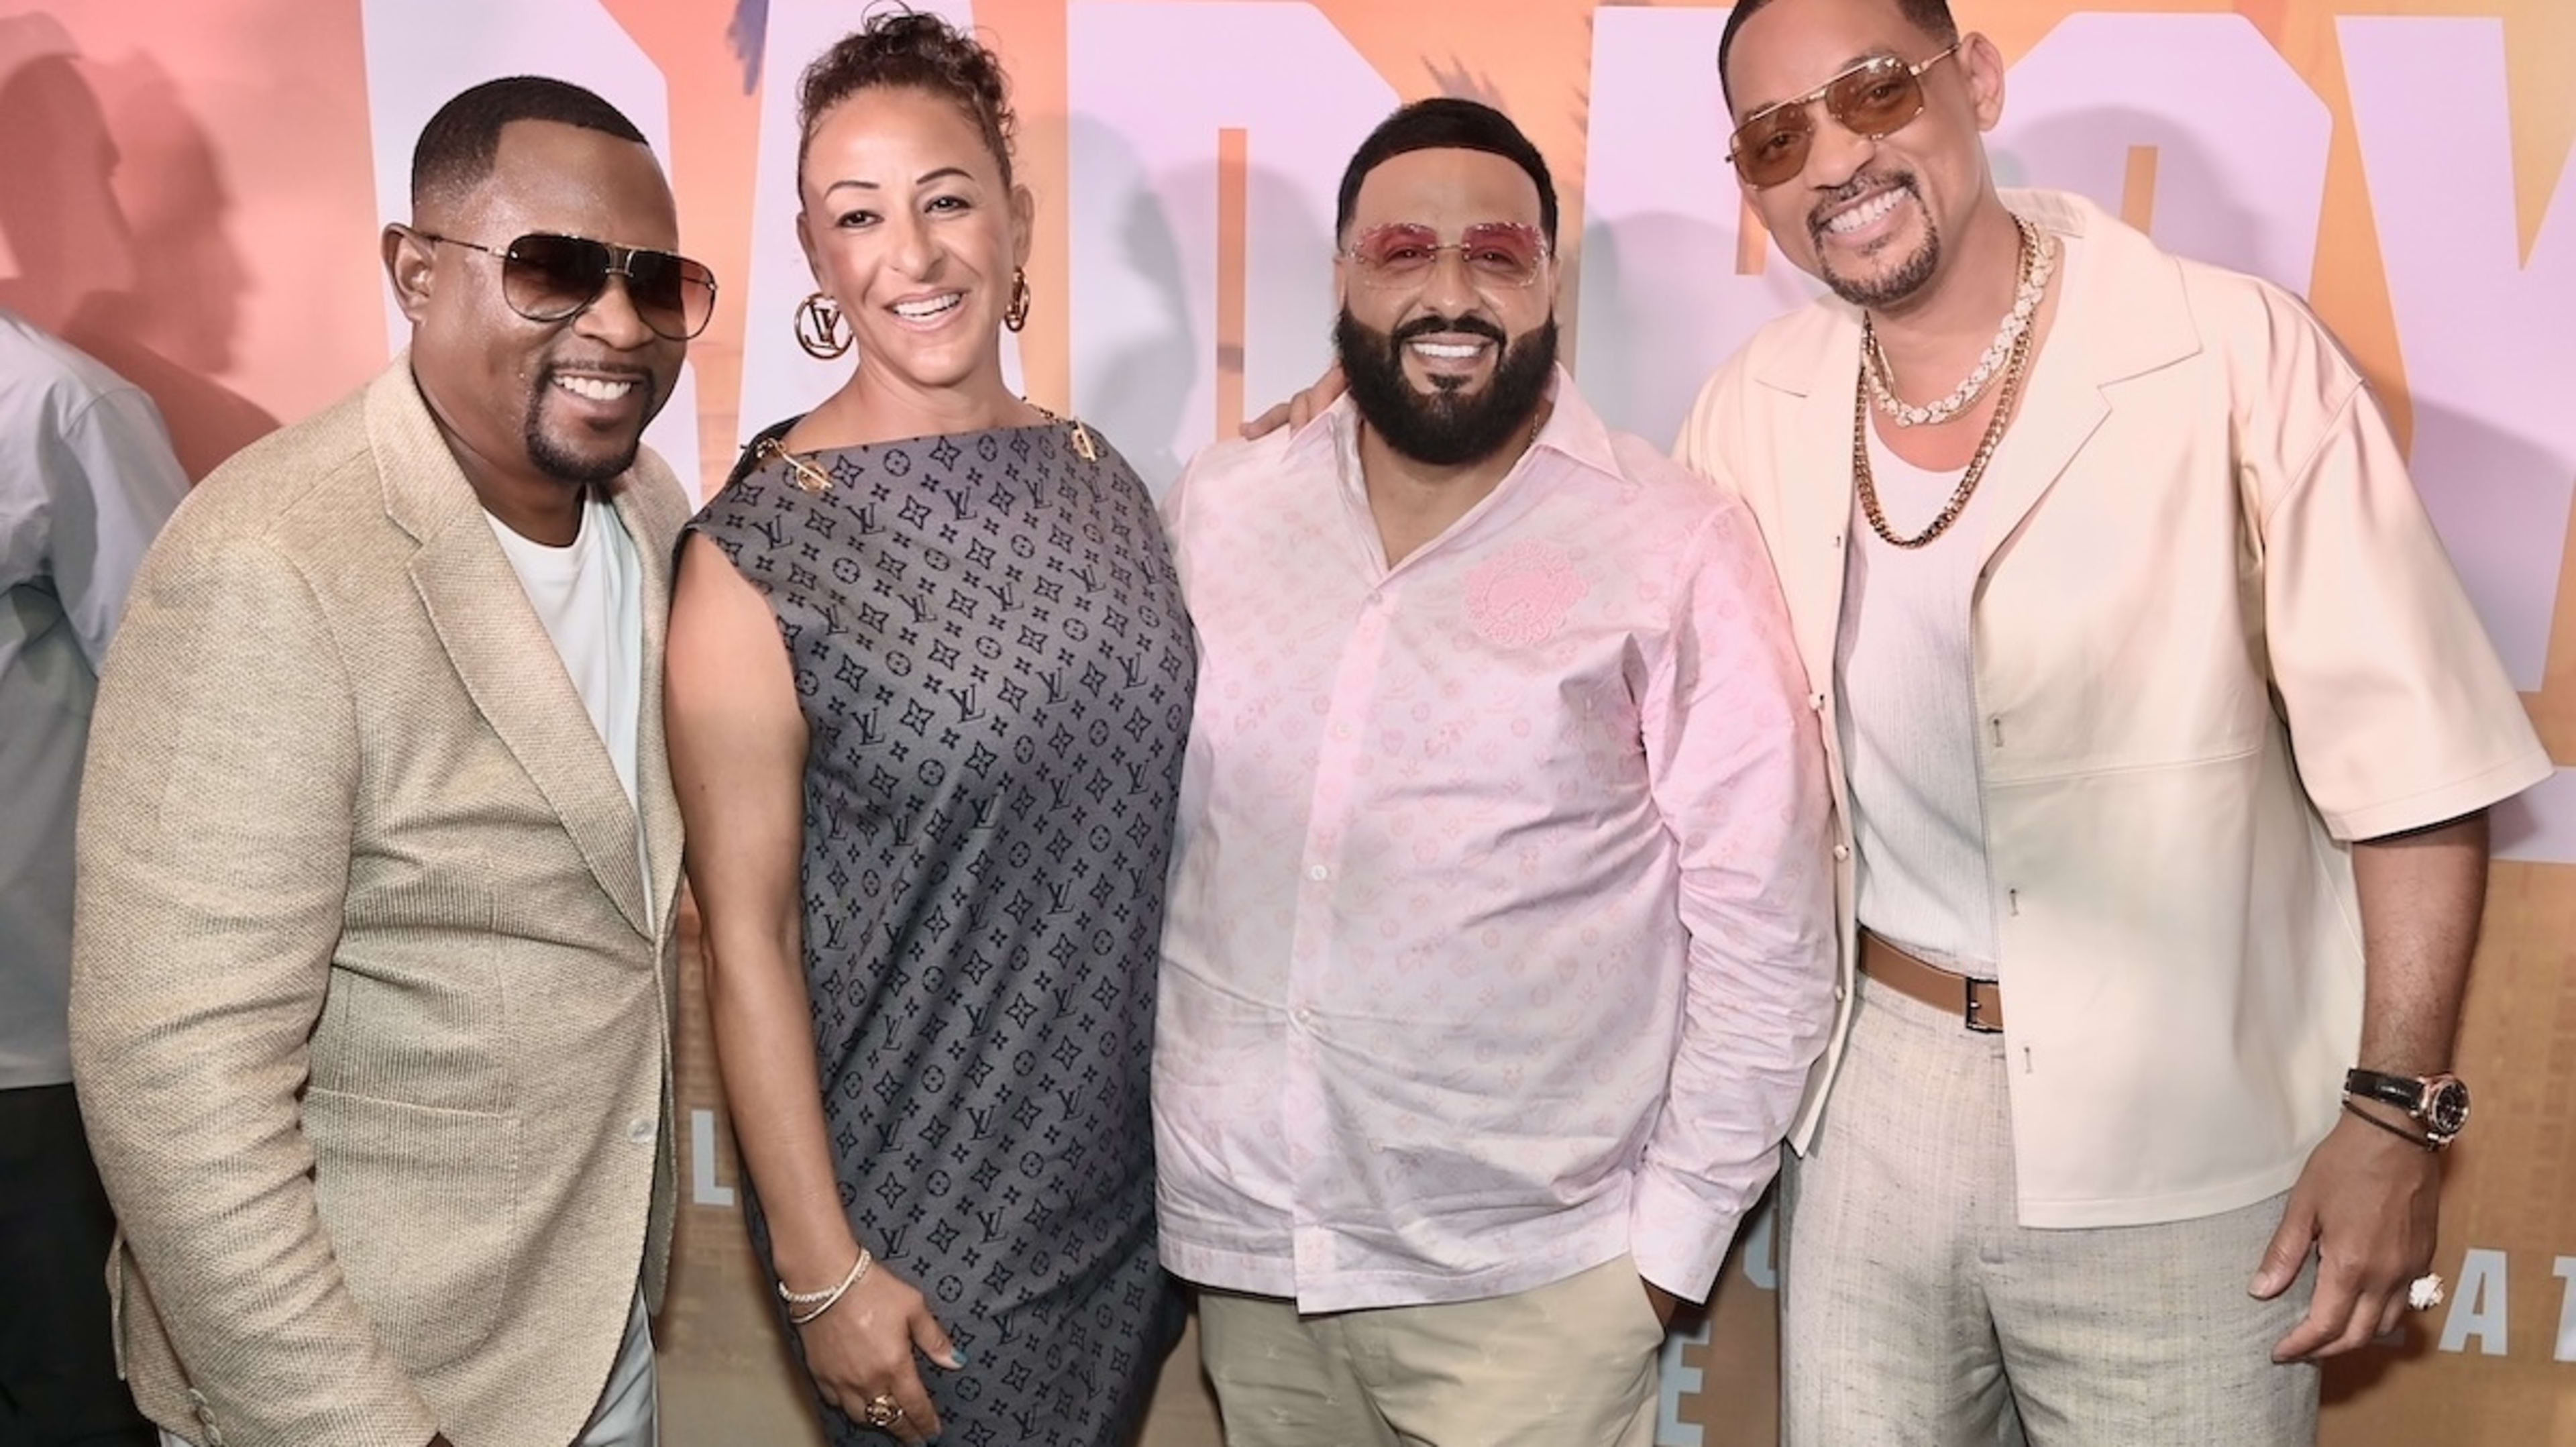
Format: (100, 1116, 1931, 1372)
(1986, 14, 2328, 294)
(1067, 2, 1396, 495)
(2343, 15, 2576, 862)
(359, 0, 706, 501)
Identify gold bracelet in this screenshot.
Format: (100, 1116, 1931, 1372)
(780, 1247, 873, 1324)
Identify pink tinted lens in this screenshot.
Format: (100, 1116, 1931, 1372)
(1457, 223, 1544, 282)
(1353, 223, 1442, 273)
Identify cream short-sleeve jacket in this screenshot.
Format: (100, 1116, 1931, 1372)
(1676, 189, 2550, 1228)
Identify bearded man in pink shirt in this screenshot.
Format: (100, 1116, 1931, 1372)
(1150, 98, 1838, 1447)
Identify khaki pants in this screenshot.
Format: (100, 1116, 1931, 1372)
(1780, 976, 2320, 1446)
(1196, 1256, 1663, 1447)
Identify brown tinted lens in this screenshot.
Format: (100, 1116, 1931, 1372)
(1827, 59, 1926, 138)
(623, 250, 718, 339)
(500, 234, 610, 321)
(1731, 107, 1815, 189)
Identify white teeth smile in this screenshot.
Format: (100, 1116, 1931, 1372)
(1824, 189, 1905, 235)
(893, 293, 963, 320)
(554, 375, 636, 402)
(1409, 341, 1485, 360)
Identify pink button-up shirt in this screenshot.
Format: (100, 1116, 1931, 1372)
(1152, 372, 1835, 1310)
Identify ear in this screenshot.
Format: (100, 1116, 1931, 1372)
(383, 224, 437, 324)
(795, 207, 824, 288)
(1009, 183, 1036, 271)
(1961, 33, 2007, 133)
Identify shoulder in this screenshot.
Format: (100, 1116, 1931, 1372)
(151, 387, 376, 565)
(1161, 427, 1305, 535)
(0, 313, 159, 435)
(1675, 299, 1847, 460)
(2174, 257, 2365, 409)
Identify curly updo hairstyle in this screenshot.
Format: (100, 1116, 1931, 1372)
(796, 10, 1018, 188)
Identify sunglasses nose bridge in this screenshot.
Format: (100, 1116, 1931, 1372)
(570, 263, 657, 349)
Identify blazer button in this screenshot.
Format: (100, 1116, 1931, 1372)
(627, 1117, 655, 1144)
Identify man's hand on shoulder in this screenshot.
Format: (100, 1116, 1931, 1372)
(1241, 362, 1346, 439)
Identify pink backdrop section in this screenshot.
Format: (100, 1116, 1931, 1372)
(17, 2, 2573, 1443)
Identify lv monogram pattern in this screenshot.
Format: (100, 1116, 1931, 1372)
(690, 420, 1193, 1446)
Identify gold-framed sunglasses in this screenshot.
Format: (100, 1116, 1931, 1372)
(1725, 41, 1963, 190)
(408, 227, 718, 341)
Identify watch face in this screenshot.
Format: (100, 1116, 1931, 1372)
(2426, 1079, 2471, 1137)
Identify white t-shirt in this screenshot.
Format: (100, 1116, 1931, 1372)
(1833, 424, 1998, 976)
(487, 494, 649, 918)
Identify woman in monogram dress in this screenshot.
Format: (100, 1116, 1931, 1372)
(664, 15, 1191, 1446)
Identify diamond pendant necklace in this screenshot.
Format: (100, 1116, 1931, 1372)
(1865, 214, 2055, 429)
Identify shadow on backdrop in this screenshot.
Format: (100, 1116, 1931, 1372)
(0, 15, 276, 480)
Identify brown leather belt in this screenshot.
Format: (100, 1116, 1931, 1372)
(1859, 930, 2005, 1034)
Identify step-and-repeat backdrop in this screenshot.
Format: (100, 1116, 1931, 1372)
(15, 1, 2573, 1442)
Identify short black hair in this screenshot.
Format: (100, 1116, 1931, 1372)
(1334, 98, 1558, 248)
(1717, 0, 1960, 107)
(410, 76, 649, 210)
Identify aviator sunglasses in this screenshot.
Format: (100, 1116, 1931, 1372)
(1342, 222, 1552, 291)
(411, 229, 719, 341)
(1726, 41, 1962, 190)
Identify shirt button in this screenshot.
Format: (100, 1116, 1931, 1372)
(1831, 843, 1851, 861)
(1307, 864, 1329, 882)
(1294, 1006, 1316, 1026)
(1807, 692, 1825, 712)
(627, 1117, 655, 1144)
(1833, 984, 1848, 1002)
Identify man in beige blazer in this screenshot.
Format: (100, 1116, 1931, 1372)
(70, 76, 712, 1447)
(1677, 0, 2550, 1443)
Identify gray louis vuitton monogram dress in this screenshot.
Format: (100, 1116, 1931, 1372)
(686, 417, 1193, 1447)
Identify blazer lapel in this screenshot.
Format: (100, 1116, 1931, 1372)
(1754, 309, 1866, 694)
(612, 476, 688, 944)
(1971, 189, 2198, 578)
(368, 364, 654, 942)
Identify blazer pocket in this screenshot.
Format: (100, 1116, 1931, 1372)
(303, 1087, 520, 1372)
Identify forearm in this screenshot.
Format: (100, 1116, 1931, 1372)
(2349, 810, 2489, 1075)
(702, 913, 863, 1285)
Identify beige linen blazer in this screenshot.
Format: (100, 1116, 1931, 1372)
(1676, 189, 2548, 1228)
(70, 360, 689, 1447)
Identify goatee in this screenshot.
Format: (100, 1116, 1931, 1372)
(1336, 309, 1556, 468)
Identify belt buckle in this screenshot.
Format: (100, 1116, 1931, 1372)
(1962, 978, 2001, 1034)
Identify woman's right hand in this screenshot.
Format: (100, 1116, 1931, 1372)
(796, 1263, 961, 1444)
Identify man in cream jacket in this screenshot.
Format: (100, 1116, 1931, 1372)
(1678, 0, 2551, 1442)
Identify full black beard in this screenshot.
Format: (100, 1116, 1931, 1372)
(526, 365, 656, 484)
(1811, 174, 1941, 310)
(1336, 309, 1557, 468)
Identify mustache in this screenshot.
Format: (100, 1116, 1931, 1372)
(1390, 313, 1509, 347)
(1808, 172, 1918, 241)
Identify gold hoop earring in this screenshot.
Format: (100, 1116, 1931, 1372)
(1003, 268, 1030, 333)
(794, 290, 851, 360)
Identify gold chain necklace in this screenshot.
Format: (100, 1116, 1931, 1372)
(755, 400, 1096, 495)
(1851, 238, 2045, 549)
